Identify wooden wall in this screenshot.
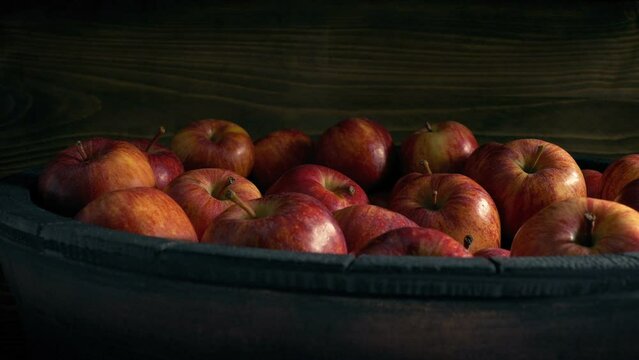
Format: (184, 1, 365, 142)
(2, 0, 639, 177)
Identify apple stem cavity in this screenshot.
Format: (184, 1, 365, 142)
(76, 141, 88, 161)
(224, 189, 256, 218)
(583, 212, 596, 247)
(420, 160, 433, 175)
(463, 235, 473, 249)
(526, 144, 545, 172)
(145, 126, 166, 152)
(227, 176, 236, 186)
(347, 185, 356, 196)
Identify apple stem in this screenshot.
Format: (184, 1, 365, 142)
(432, 190, 438, 208)
(145, 126, 166, 152)
(227, 176, 236, 186)
(583, 212, 596, 247)
(463, 235, 473, 249)
(224, 189, 256, 218)
(425, 122, 433, 132)
(347, 185, 355, 196)
(420, 160, 433, 175)
(76, 141, 88, 161)
(529, 144, 545, 171)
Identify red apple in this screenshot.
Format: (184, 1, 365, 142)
(202, 191, 347, 254)
(171, 119, 254, 176)
(165, 168, 261, 240)
(38, 138, 156, 216)
(359, 227, 471, 257)
(473, 248, 511, 258)
(266, 164, 368, 212)
(582, 169, 603, 199)
(615, 178, 639, 211)
(464, 139, 586, 246)
(600, 154, 639, 201)
(315, 117, 394, 190)
(333, 204, 418, 254)
(511, 197, 639, 256)
(251, 129, 313, 190)
(389, 173, 501, 253)
(130, 126, 184, 190)
(400, 121, 478, 174)
(75, 187, 197, 242)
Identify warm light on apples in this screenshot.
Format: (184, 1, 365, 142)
(600, 154, 639, 201)
(359, 227, 471, 257)
(130, 126, 184, 190)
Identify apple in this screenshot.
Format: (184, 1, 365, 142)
(464, 139, 586, 246)
(251, 129, 313, 190)
(315, 117, 394, 190)
(165, 168, 261, 240)
(615, 178, 639, 211)
(75, 187, 197, 242)
(359, 227, 471, 257)
(511, 197, 639, 256)
(130, 126, 184, 190)
(171, 119, 254, 176)
(473, 248, 511, 258)
(600, 154, 639, 201)
(38, 138, 156, 216)
(202, 191, 347, 254)
(389, 159, 432, 199)
(266, 164, 368, 212)
(400, 121, 478, 174)
(582, 169, 603, 199)
(388, 172, 501, 253)
(333, 204, 418, 254)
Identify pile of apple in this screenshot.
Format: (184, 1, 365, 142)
(37, 118, 639, 258)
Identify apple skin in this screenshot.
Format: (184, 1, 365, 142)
(75, 187, 197, 242)
(202, 192, 347, 254)
(315, 117, 394, 190)
(171, 119, 254, 176)
(333, 204, 418, 254)
(359, 227, 472, 257)
(251, 129, 313, 191)
(615, 178, 639, 211)
(600, 154, 639, 201)
(511, 197, 639, 256)
(389, 173, 501, 253)
(400, 121, 478, 174)
(38, 138, 156, 216)
(130, 139, 184, 190)
(473, 248, 511, 258)
(582, 169, 603, 199)
(165, 168, 261, 240)
(464, 139, 586, 245)
(266, 164, 368, 212)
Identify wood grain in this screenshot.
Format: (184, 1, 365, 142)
(2, 1, 639, 177)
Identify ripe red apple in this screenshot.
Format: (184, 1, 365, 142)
(511, 197, 639, 256)
(38, 138, 156, 216)
(600, 154, 639, 201)
(202, 191, 347, 254)
(389, 173, 501, 253)
(464, 139, 586, 245)
(165, 168, 261, 239)
(400, 121, 478, 174)
(333, 204, 418, 254)
(315, 117, 394, 190)
(359, 227, 471, 257)
(582, 169, 603, 199)
(615, 178, 639, 211)
(473, 248, 511, 258)
(75, 187, 197, 242)
(266, 164, 368, 212)
(251, 129, 313, 190)
(130, 126, 184, 190)
(171, 119, 254, 176)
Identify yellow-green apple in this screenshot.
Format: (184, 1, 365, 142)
(388, 173, 500, 253)
(511, 197, 639, 256)
(615, 178, 639, 211)
(600, 154, 639, 200)
(75, 187, 197, 242)
(400, 121, 478, 174)
(202, 191, 347, 254)
(315, 117, 394, 190)
(251, 129, 313, 191)
(333, 204, 418, 254)
(38, 138, 156, 216)
(266, 164, 368, 212)
(582, 169, 603, 199)
(130, 126, 184, 190)
(171, 119, 254, 176)
(473, 248, 511, 258)
(464, 139, 586, 246)
(165, 168, 261, 240)
(359, 227, 471, 257)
